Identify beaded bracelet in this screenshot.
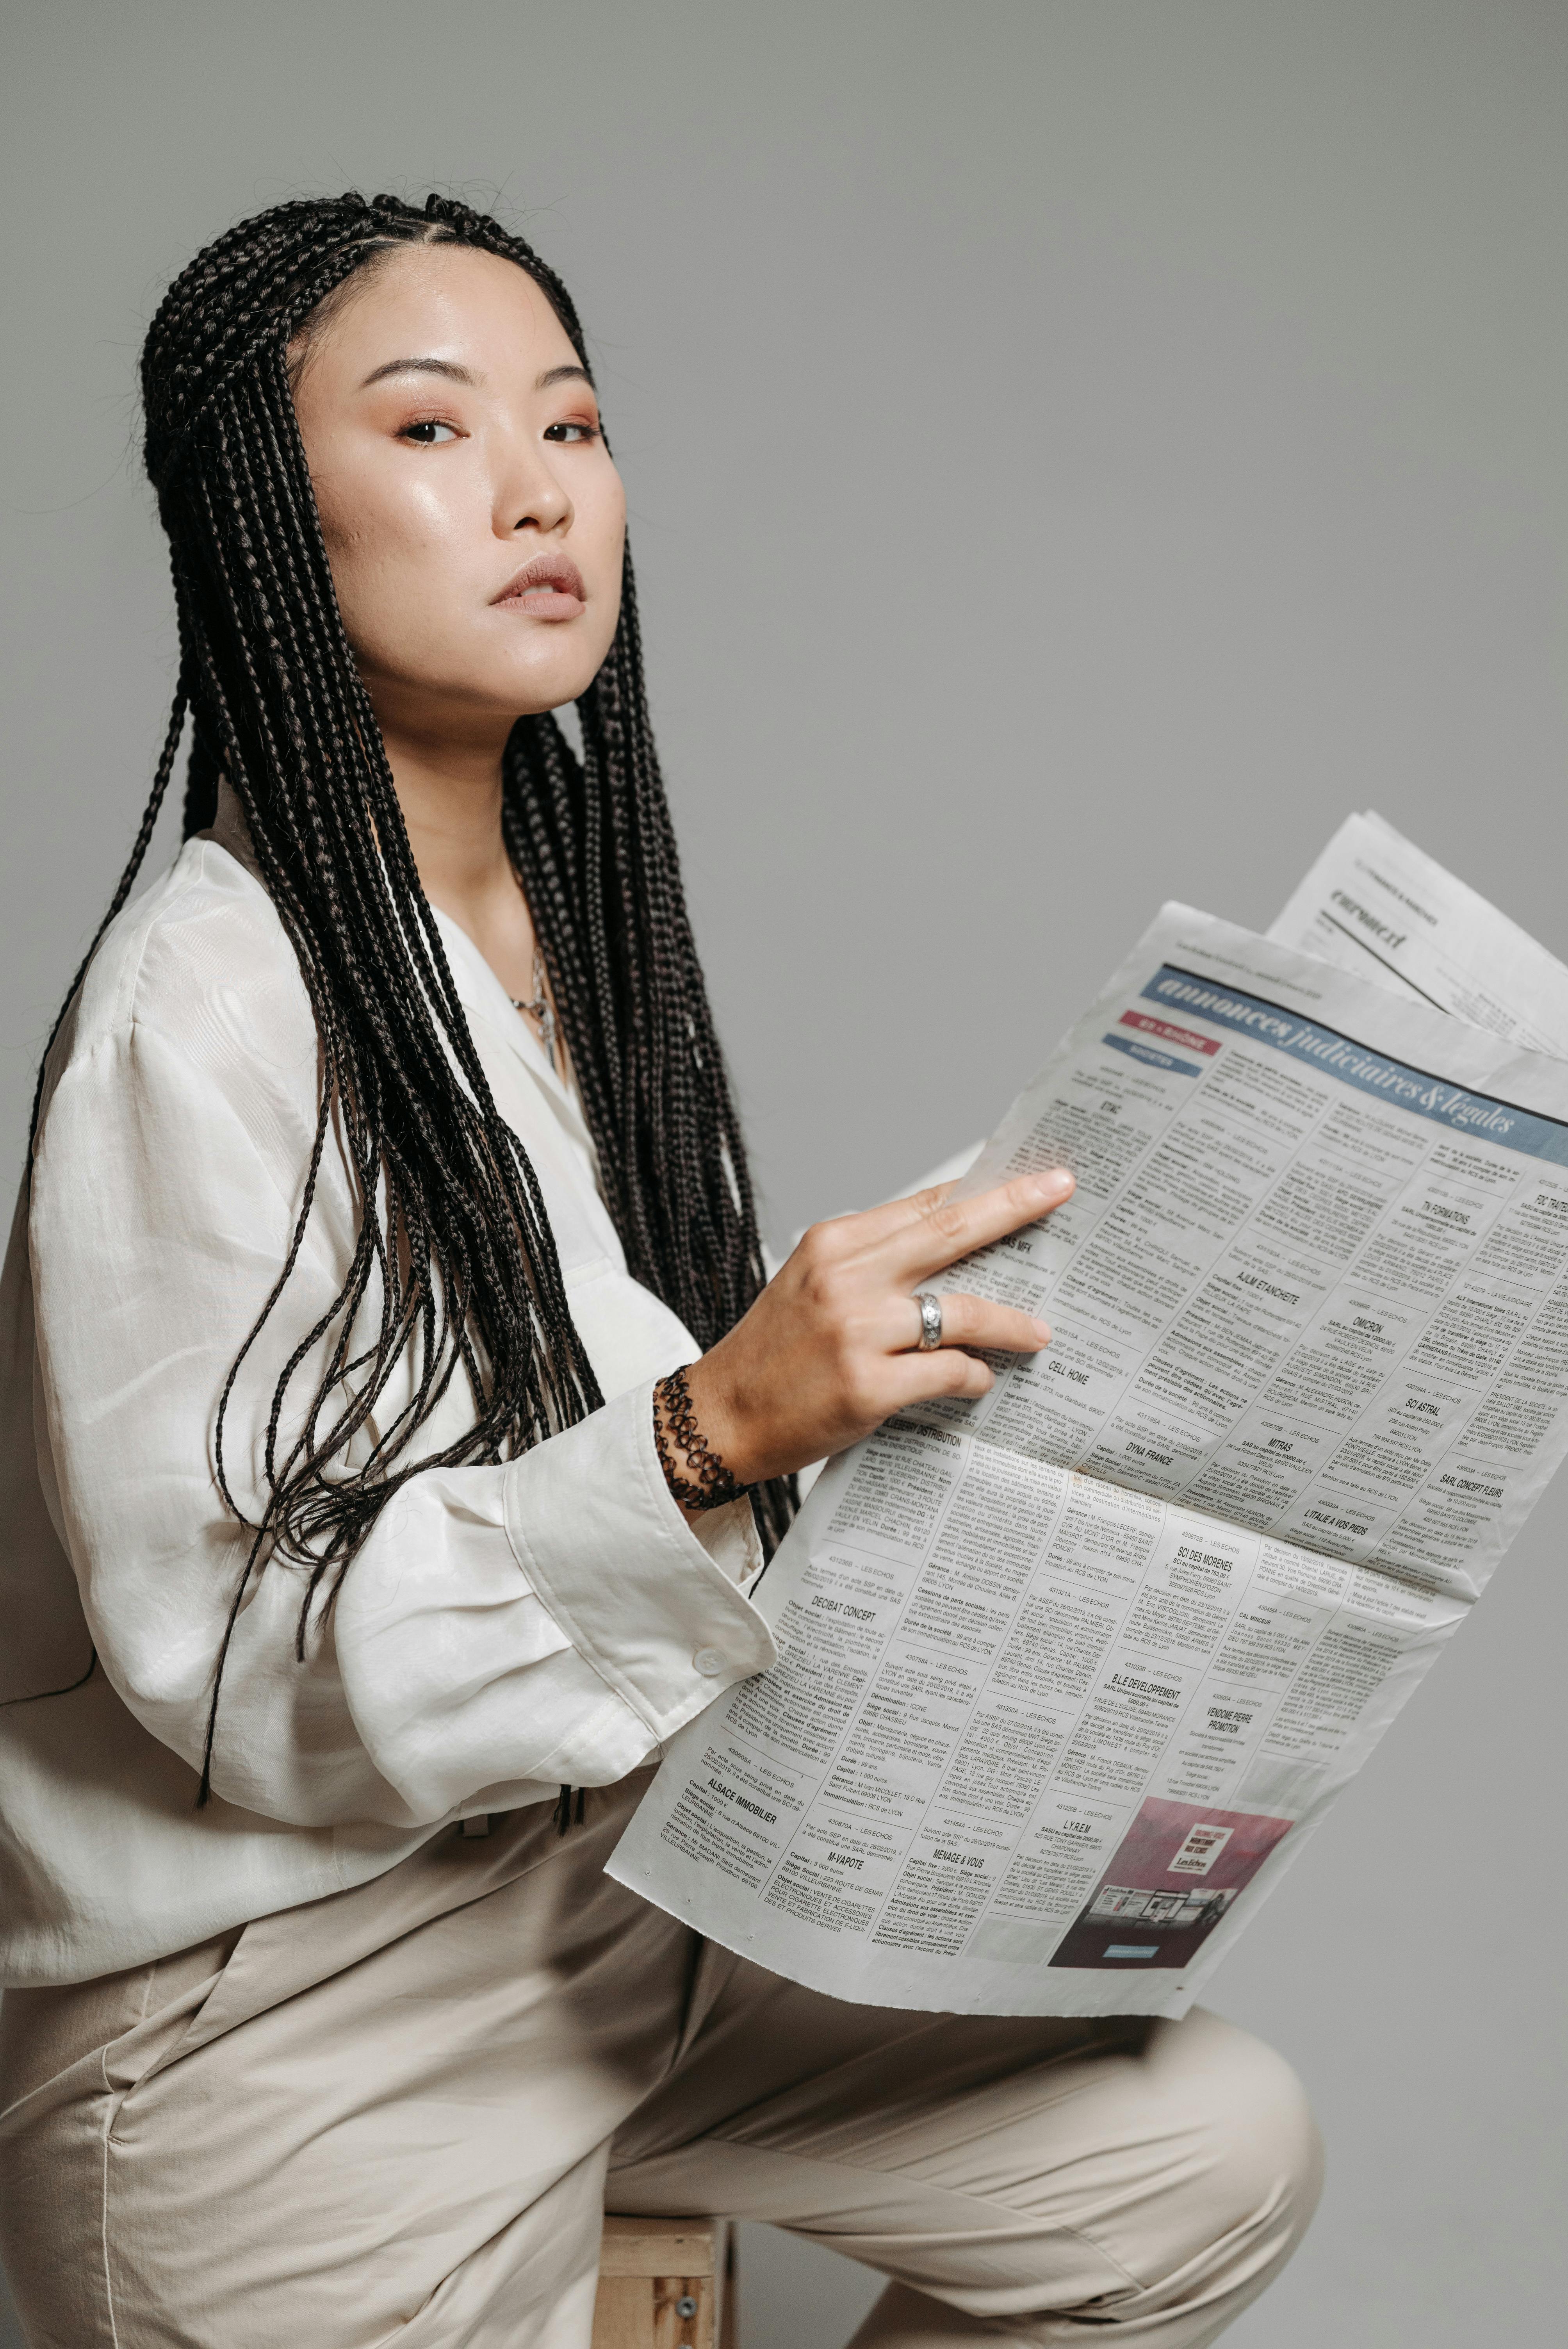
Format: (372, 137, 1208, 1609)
(653, 1363, 749, 1511)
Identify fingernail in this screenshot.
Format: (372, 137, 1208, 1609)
(1030, 1169, 1073, 1202)
(1031, 1318, 1052, 1345)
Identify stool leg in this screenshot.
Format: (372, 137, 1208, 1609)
(718, 2225, 739, 2349)
(591, 2273, 656, 2349)
(592, 2219, 735, 2349)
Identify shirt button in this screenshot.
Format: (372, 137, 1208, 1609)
(693, 1648, 729, 1677)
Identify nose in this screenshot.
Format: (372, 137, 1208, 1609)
(495, 435, 572, 540)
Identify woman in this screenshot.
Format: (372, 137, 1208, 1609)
(0, 193, 1319, 2346)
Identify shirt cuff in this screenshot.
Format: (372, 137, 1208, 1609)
(503, 1379, 776, 1741)
(690, 1490, 766, 1587)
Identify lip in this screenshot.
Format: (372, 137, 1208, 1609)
(493, 553, 587, 621)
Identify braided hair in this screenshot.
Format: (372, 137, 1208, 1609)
(33, 192, 793, 1791)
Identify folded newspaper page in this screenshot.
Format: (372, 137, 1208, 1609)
(1270, 809, 1568, 1053)
(609, 882, 1568, 2018)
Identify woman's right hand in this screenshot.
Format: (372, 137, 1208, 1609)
(674, 1167, 1075, 1493)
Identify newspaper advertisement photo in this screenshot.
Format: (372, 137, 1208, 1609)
(1044, 1798, 1291, 1973)
(609, 881, 1568, 2018)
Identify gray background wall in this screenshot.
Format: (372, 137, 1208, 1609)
(2, 4, 1565, 2343)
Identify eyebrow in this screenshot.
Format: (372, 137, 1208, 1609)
(358, 356, 596, 393)
(359, 356, 479, 390)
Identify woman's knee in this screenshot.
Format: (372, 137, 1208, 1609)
(1144, 2006, 1324, 2267)
(1012, 2009, 1325, 2338)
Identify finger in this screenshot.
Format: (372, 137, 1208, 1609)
(887, 1290, 1050, 1355)
(873, 1171, 1075, 1285)
(797, 1179, 965, 1260)
(876, 1347, 998, 1413)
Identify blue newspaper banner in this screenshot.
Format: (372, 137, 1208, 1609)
(1103, 1032, 1203, 1076)
(1139, 965, 1568, 1168)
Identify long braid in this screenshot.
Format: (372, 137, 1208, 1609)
(31, 192, 794, 1796)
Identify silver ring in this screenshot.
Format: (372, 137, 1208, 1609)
(912, 1292, 944, 1351)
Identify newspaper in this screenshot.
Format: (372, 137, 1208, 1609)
(1270, 808, 1568, 1052)
(608, 858, 1568, 2018)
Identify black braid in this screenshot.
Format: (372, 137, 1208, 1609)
(32, 193, 794, 1799)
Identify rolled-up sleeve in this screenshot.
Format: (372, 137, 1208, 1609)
(334, 1388, 773, 1820)
(31, 1011, 775, 1831)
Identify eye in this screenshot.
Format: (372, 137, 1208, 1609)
(543, 420, 600, 444)
(398, 419, 460, 445)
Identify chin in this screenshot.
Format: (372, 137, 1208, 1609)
(502, 648, 612, 715)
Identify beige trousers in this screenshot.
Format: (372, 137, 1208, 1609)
(0, 1773, 1320, 2349)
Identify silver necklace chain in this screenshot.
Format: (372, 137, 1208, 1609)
(509, 943, 559, 1070)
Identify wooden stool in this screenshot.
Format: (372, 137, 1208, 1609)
(590, 2216, 737, 2349)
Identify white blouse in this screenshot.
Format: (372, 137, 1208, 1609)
(0, 788, 776, 1987)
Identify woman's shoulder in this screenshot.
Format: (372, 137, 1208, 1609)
(45, 834, 318, 1147)
(87, 835, 308, 1051)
